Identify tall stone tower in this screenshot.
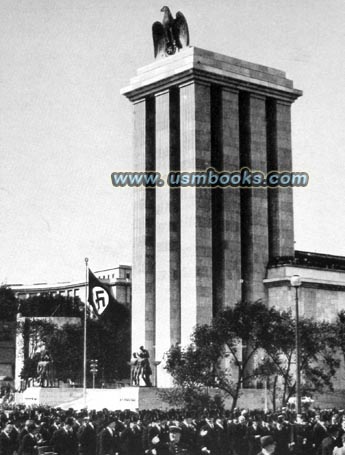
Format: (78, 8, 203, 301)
(121, 47, 301, 387)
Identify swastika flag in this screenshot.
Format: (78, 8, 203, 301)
(88, 269, 117, 317)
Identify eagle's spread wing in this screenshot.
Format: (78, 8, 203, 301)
(173, 11, 189, 49)
(152, 21, 166, 58)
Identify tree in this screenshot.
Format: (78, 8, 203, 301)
(165, 301, 283, 410)
(165, 301, 340, 410)
(256, 312, 339, 407)
(336, 311, 345, 358)
(300, 320, 339, 395)
(19, 293, 83, 318)
(332, 310, 345, 391)
(0, 286, 18, 321)
(86, 311, 131, 383)
(159, 385, 224, 413)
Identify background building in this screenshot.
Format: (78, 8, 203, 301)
(9, 265, 131, 309)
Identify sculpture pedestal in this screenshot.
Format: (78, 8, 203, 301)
(14, 386, 275, 410)
(14, 386, 170, 410)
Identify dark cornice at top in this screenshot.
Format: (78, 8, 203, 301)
(121, 47, 302, 103)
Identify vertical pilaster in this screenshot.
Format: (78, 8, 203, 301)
(240, 93, 269, 302)
(132, 98, 156, 365)
(220, 88, 242, 307)
(169, 88, 181, 346)
(180, 82, 213, 345)
(155, 89, 180, 386)
(267, 99, 294, 258)
(211, 85, 223, 315)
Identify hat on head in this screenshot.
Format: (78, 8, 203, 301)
(169, 425, 182, 433)
(184, 410, 194, 419)
(329, 425, 339, 436)
(27, 423, 37, 432)
(260, 436, 275, 448)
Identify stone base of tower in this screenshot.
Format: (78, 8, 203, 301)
(15, 385, 345, 410)
(14, 386, 274, 410)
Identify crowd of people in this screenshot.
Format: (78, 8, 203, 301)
(0, 404, 345, 455)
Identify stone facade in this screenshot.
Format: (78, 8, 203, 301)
(10, 265, 131, 308)
(266, 252, 345, 393)
(122, 47, 302, 387)
(266, 256, 345, 321)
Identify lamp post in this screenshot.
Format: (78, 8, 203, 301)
(90, 359, 98, 389)
(261, 356, 269, 413)
(83, 257, 89, 406)
(290, 274, 302, 414)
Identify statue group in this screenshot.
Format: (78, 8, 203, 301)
(36, 350, 55, 388)
(130, 346, 153, 387)
(33, 347, 151, 389)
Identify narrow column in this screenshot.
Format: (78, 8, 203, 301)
(180, 81, 213, 345)
(132, 98, 156, 366)
(155, 89, 180, 386)
(218, 88, 242, 308)
(169, 88, 181, 346)
(267, 99, 294, 258)
(240, 93, 269, 302)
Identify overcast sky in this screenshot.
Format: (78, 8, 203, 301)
(1, 0, 345, 284)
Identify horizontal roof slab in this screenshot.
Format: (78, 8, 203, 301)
(121, 47, 302, 103)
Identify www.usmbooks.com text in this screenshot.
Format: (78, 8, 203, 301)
(111, 168, 309, 188)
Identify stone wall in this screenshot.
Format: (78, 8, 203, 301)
(14, 386, 271, 411)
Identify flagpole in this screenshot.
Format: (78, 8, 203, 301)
(83, 257, 89, 407)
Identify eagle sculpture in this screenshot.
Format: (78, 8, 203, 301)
(152, 6, 190, 59)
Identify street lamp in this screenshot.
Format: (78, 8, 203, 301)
(290, 274, 302, 414)
(90, 359, 98, 389)
(261, 356, 269, 413)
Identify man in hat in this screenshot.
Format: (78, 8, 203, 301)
(257, 435, 276, 455)
(0, 422, 16, 455)
(98, 420, 119, 455)
(50, 417, 78, 455)
(120, 415, 143, 455)
(18, 420, 34, 446)
(247, 417, 265, 455)
(18, 422, 37, 455)
(271, 415, 290, 455)
(151, 425, 192, 455)
(147, 414, 169, 452)
(321, 425, 339, 455)
(198, 411, 224, 455)
(334, 433, 345, 455)
(313, 413, 329, 455)
(232, 415, 249, 455)
(77, 416, 97, 455)
(180, 411, 196, 453)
